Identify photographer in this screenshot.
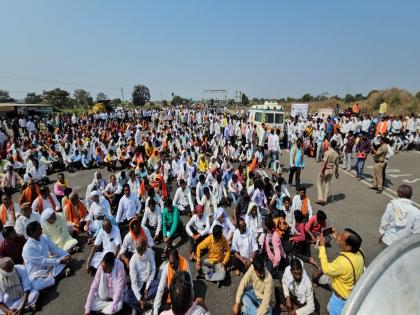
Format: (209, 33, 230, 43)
(317, 229, 364, 315)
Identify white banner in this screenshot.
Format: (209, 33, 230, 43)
(291, 103, 308, 117)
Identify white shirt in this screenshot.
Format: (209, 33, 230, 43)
(211, 217, 235, 241)
(94, 225, 122, 253)
(245, 213, 264, 240)
(379, 198, 420, 246)
(231, 229, 258, 259)
(361, 119, 371, 132)
(186, 213, 210, 237)
(128, 179, 140, 195)
(198, 195, 217, 218)
(116, 193, 141, 223)
(14, 213, 41, 238)
(153, 261, 192, 315)
(291, 195, 313, 218)
(120, 226, 154, 254)
(103, 182, 122, 195)
(228, 179, 243, 194)
(22, 235, 68, 280)
(173, 187, 194, 211)
(31, 194, 61, 213)
(141, 207, 162, 237)
(282, 266, 315, 315)
(129, 248, 156, 301)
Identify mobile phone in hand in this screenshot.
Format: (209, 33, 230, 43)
(323, 227, 334, 237)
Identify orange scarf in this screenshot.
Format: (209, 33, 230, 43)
(249, 156, 257, 173)
(300, 197, 309, 216)
(129, 218, 146, 241)
(151, 174, 168, 200)
(0, 203, 15, 225)
(37, 195, 56, 214)
(139, 180, 146, 197)
(166, 256, 188, 304)
(22, 186, 39, 205)
(64, 200, 87, 225)
(275, 221, 289, 238)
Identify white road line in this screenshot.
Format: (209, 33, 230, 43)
(388, 174, 412, 178)
(284, 148, 420, 208)
(339, 168, 420, 208)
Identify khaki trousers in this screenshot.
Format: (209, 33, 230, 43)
(374, 162, 385, 189)
(317, 169, 334, 202)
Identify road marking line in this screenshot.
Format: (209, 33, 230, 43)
(388, 174, 412, 178)
(340, 168, 420, 208)
(403, 178, 420, 184)
(284, 148, 420, 208)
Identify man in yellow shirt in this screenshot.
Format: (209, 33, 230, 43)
(318, 228, 364, 315)
(196, 225, 230, 285)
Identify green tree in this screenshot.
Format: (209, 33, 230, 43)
(162, 100, 168, 107)
(171, 95, 185, 106)
(132, 85, 150, 106)
(344, 94, 355, 103)
(415, 91, 420, 100)
(111, 98, 122, 106)
(241, 93, 249, 105)
(96, 92, 108, 102)
(74, 89, 93, 108)
(354, 93, 364, 101)
(301, 93, 312, 102)
(367, 89, 378, 98)
(25, 92, 43, 104)
(0, 90, 14, 103)
(42, 88, 70, 107)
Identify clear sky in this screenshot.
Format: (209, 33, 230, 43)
(1, 0, 419, 101)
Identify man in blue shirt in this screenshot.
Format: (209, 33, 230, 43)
(288, 138, 304, 191)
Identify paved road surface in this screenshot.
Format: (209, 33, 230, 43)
(11, 150, 419, 315)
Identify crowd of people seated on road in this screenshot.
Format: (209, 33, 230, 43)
(0, 105, 417, 314)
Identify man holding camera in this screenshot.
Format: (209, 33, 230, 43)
(318, 229, 364, 315)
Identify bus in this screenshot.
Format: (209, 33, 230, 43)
(248, 101, 285, 137)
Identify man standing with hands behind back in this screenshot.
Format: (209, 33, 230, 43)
(371, 137, 388, 194)
(316, 140, 339, 206)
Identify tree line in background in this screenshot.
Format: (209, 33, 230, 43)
(0, 84, 151, 108)
(1, 86, 419, 111)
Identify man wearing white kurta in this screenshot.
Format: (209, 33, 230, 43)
(124, 238, 158, 313)
(119, 225, 154, 260)
(172, 180, 194, 214)
(31, 188, 61, 214)
(379, 184, 420, 248)
(116, 185, 141, 223)
(86, 219, 122, 269)
(141, 200, 162, 240)
(0, 258, 39, 314)
(231, 220, 258, 274)
(14, 203, 40, 239)
(22, 221, 70, 291)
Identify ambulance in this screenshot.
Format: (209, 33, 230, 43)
(248, 101, 285, 138)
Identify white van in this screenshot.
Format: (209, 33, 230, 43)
(248, 101, 285, 136)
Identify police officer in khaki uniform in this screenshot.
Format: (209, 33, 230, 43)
(316, 140, 339, 205)
(371, 137, 388, 193)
